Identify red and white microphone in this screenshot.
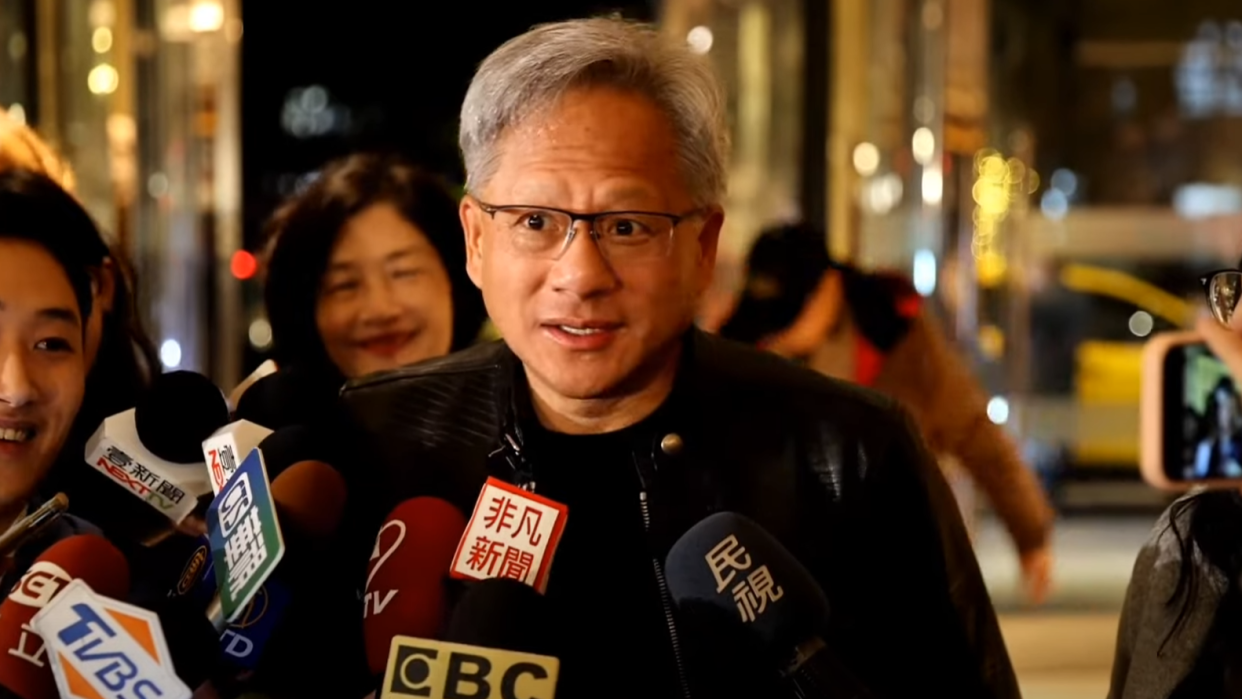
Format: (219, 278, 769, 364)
(449, 477, 569, 594)
(361, 497, 467, 678)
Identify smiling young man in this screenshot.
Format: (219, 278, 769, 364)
(341, 18, 1019, 699)
(0, 169, 105, 584)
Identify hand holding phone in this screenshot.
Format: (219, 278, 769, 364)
(1142, 329, 1242, 490)
(1197, 315, 1242, 378)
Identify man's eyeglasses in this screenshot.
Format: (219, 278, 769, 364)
(474, 200, 702, 262)
(1201, 269, 1242, 326)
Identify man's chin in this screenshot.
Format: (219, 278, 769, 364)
(534, 366, 626, 401)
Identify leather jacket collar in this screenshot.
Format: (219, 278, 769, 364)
(489, 330, 701, 494)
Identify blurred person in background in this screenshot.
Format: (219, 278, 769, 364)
(0, 108, 172, 552)
(1111, 277, 1242, 699)
(719, 222, 1057, 605)
(259, 152, 487, 419)
(0, 169, 105, 589)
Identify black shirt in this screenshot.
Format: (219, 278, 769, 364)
(523, 418, 685, 699)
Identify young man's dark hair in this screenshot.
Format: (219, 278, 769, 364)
(0, 168, 106, 322)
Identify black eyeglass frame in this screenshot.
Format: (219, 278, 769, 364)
(473, 199, 705, 258)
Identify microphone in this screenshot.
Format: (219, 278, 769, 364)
(444, 578, 559, 658)
(84, 370, 230, 525)
(233, 365, 337, 432)
(0, 534, 130, 699)
(0, 495, 68, 558)
(30, 579, 199, 697)
(378, 578, 560, 699)
(255, 425, 337, 480)
(213, 458, 357, 695)
(665, 512, 875, 699)
(146, 594, 228, 689)
(135, 371, 232, 464)
(363, 497, 467, 678)
(204, 459, 349, 632)
(201, 420, 274, 495)
(267, 459, 349, 549)
(226, 359, 278, 413)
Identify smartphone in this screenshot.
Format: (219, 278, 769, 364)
(1142, 330, 1242, 490)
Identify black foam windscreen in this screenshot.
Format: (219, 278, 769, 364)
(148, 595, 223, 688)
(665, 512, 829, 661)
(444, 578, 558, 658)
(234, 366, 339, 433)
(134, 370, 230, 464)
(256, 425, 333, 479)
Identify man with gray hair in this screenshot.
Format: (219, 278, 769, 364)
(343, 17, 1018, 698)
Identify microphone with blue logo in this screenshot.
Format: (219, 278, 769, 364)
(0, 535, 130, 699)
(665, 512, 876, 699)
(177, 425, 348, 675)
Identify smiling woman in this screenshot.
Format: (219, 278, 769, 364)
(0, 169, 104, 537)
(262, 152, 487, 384)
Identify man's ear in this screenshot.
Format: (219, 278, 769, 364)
(94, 257, 118, 314)
(460, 196, 486, 290)
(695, 206, 725, 295)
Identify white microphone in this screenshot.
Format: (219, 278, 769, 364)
(83, 371, 230, 525)
(226, 359, 278, 414)
(201, 420, 274, 495)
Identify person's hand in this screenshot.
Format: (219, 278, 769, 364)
(1198, 315, 1242, 381)
(759, 271, 843, 358)
(1019, 544, 1053, 605)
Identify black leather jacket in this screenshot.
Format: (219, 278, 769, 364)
(340, 330, 1020, 698)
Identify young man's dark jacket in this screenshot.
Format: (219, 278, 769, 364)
(339, 328, 1020, 699)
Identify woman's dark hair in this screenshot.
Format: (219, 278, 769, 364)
(262, 152, 487, 375)
(719, 222, 915, 352)
(1161, 491, 1242, 694)
(0, 168, 104, 321)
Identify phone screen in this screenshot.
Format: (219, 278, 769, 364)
(1164, 342, 1242, 480)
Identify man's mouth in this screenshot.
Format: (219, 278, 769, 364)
(556, 325, 606, 336)
(544, 319, 623, 333)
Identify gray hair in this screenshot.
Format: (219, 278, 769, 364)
(459, 17, 729, 207)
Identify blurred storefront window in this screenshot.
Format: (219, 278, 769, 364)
(0, 0, 242, 387)
(661, 0, 806, 320)
(989, 0, 1241, 493)
(0, 0, 33, 126)
(660, 0, 1242, 501)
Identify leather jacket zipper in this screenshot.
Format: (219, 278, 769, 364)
(498, 427, 691, 698)
(636, 460, 692, 699)
(494, 431, 537, 492)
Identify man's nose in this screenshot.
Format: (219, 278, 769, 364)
(0, 348, 36, 409)
(549, 222, 619, 299)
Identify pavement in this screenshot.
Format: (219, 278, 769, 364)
(974, 510, 1158, 699)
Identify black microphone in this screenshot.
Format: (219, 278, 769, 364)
(665, 511, 875, 699)
(234, 366, 338, 432)
(134, 369, 232, 464)
(255, 425, 336, 479)
(81, 370, 230, 540)
(444, 578, 559, 659)
(147, 594, 226, 689)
